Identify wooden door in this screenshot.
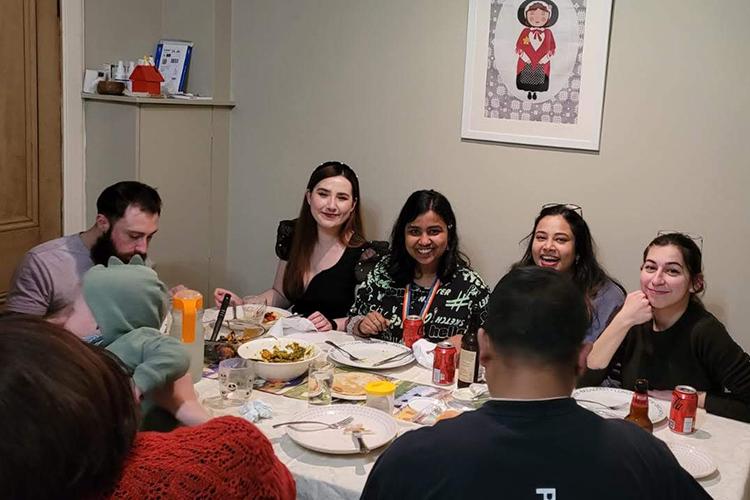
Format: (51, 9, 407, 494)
(0, 0, 62, 307)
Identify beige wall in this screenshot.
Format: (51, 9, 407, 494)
(84, 0, 231, 97)
(227, 0, 750, 349)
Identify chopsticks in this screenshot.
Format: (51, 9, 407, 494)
(210, 293, 232, 341)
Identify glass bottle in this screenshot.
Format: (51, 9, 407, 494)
(625, 378, 653, 433)
(457, 330, 480, 388)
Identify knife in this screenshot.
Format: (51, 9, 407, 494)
(371, 349, 413, 367)
(352, 430, 370, 453)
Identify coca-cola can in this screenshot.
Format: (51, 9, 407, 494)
(432, 341, 457, 386)
(402, 315, 424, 348)
(669, 385, 698, 434)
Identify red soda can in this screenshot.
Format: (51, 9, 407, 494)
(669, 385, 698, 434)
(402, 315, 424, 348)
(432, 341, 457, 386)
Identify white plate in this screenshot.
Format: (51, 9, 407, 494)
(572, 387, 668, 423)
(667, 443, 717, 479)
(327, 340, 414, 370)
(407, 397, 442, 412)
(202, 306, 291, 341)
(285, 405, 398, 454)
(260, 306, 292, 327)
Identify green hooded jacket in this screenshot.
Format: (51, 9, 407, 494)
(83, 255, 189, 394)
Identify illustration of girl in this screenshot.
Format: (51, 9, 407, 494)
(515, 0, 559, 100)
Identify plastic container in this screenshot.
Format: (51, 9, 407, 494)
(171, 289, 204, 383)
(365, 381, 396, 414)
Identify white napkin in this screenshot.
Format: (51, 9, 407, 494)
(266, 316, 317, 337)
(238, 400, 273, 423)
(412, 339, 436, 369)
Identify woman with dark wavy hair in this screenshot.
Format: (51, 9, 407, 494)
(582, 233, 750, 422)
(514, 203, 624, 342)
(215, 161, 385, 331)
(0, 315, 295, 499)
(348, 190, 489, 348)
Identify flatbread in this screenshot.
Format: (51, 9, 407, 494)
(332, 372, 385, 396)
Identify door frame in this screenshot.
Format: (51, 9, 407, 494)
(61, 0, 86, 233)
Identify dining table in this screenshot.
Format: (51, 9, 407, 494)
(194, 328, 750, 500)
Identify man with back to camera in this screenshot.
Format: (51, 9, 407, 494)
(361, 266, 710, 500)
(6, 181, 162, 322)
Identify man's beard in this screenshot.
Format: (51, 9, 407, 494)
(90, 229, 146, 266)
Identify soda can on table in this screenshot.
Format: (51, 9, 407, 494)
(669, 385, 698, 434)
(402, 315, 424, 348)
(432, 341, 457, 386)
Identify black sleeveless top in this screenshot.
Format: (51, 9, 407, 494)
(275, 220, 387, 321)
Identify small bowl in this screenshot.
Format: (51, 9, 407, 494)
(97, 80, 125, 95)
(237, 337, 320, 382)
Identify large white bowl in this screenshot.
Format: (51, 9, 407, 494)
(237, 337, 320, 382)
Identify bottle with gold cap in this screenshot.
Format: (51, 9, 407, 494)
(171, 289, 204, 383)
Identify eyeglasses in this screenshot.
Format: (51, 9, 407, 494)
(541, 203, 583, 216)
(656, 230, 704, 251)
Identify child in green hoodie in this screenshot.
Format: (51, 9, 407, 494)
(82, 255, 210, 427)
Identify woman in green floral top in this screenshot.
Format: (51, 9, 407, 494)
(347, 190, 489, 349)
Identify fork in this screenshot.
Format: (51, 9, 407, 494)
(272, 415, 354, 429)
(325, 340, 364, 362)
(575, 399, 629, 410)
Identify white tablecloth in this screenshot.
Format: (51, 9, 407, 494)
(195, 331, 750, 500)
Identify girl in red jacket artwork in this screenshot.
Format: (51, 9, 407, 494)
(515, 0, 559, 100)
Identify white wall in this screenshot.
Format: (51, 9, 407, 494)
(228, 0, 750, 350)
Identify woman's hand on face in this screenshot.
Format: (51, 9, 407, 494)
(357, 311, 389, 336)
(619, 291, 653, 327)
(213, 288, 243, 308)
(308, 311, 332, 332)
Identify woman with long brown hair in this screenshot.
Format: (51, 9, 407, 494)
(215, 161, 383, 331)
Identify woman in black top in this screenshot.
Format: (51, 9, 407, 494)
(583, 233, 750, 422)
(214, 162, 383, 331)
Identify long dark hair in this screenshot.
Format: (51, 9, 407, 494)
(515, 204, 621, 298)
(284, 161, 365, 301)
(388, 190, 468, 286)
(0, 316, 139, 498)
(643, 233, 705, 306)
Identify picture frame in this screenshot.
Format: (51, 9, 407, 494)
(461, 0, 613, 151)
(155, 39, 194, 95)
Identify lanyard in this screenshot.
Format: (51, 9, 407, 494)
(402, 278, 441, 322)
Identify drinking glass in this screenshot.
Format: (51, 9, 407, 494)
(308, 358, 334, 406)
(215, 357, 254, 407)
(242, 295, 267, 324)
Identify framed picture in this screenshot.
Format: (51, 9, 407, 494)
(461, 0, 613, 150)
(155, 39, 194, 94)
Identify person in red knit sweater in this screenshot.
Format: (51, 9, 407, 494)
(0, 315, 295, 499)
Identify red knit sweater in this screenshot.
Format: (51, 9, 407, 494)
(106, 416, 295, 499)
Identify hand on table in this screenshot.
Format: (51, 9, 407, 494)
(357, 311, 389, 336)
(307, 311, 332, 332)
(213, 288, 243, 308)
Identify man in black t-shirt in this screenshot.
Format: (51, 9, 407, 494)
(361, 267, 710, 500)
